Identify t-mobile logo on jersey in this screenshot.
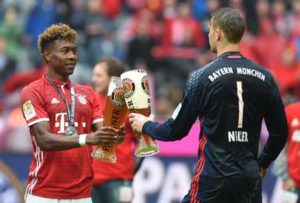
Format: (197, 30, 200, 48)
(55, 113, 86, 134)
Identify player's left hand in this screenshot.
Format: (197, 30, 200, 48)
(129, 113, 154, 134)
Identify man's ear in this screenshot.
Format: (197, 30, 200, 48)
(215, 28, 221, 41)
(43, 50, 50, 63)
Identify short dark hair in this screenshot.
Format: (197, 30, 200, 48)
(97, 57, 125, 77)
(38, 23, 77, 54)
(211, 7, 245, 43)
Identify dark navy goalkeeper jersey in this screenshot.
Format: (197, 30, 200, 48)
(143, 51, 288, 179)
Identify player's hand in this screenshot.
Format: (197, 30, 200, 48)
(87, 126, 120, 145)
(129, 113, 154, 134)
(116, 124, 126, 144)
(283, 179, 296, 190)
(260, 167, 267, 179)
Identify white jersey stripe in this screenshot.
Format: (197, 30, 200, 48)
(28, 137, 40, 176)
(29, 143, 41, 193)
(27, 144, 39, 194)
(30, 147, 43, 193)
(26, 137, 39, 194)
(26, 137, 44, 194)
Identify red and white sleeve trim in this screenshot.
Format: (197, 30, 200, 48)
(28, 118, 50, 127)
(92, 118, 103, 124)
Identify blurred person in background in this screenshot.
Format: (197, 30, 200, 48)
(0, 6, 22, 60)
(270, 46, 300, 99)
(274, 102, 300, 203)
(199, 0, 221, 49)
(24, 0, 60, 48)
(162, 1, 205, 48)
(21, 23, 123, 203)
(191, 0, 207, 21)
(23, 0, 61, 68)
(0, 36, 16, 84)
(288, 0, 300, 36)
(255, 0, 287, 68)
(161, 0, 177, 20)
(0, 36, 16, 99)
(100, 0, 122, 20)
(130, 7, 287, 202)
(126, 9, 158, 71)
(55, 0, 74, 25)
(83, 0, 117, 66)
(91, 57, 143, 203)
(153, 1, 206, 92)
(271, 0, 289, 38)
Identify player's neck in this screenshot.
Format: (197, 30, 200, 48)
(47, 70, 69, 82)
(217, 43, 240, 56)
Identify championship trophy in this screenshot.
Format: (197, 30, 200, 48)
(121, 69, 159, 157)
(92, 77, 128, 163)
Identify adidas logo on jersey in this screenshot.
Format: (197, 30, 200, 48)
(51, 97, 60, 104)
(291, 118, 299, 127)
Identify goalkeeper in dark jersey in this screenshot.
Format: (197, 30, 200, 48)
(130, 7, 288, 203)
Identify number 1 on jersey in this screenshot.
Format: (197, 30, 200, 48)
(236, 81, 244, 128)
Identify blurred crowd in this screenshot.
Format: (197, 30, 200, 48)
(0, 0, 300, 152)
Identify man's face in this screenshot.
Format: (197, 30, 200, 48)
(45, 39, 77, 76)
(208, 18, 217, 53)
(92, 62, 110, 94)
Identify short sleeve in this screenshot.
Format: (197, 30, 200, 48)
(91, 91, 103, 124)
(21, 86, 49, 126)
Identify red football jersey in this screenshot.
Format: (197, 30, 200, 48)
(21, 74, 103, 199)
(285, 102, 300, 188)
(93, 93, 135, 185)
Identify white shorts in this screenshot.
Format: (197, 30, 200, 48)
(25, 194, 92, 203)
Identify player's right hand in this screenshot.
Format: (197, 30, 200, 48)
(129, 113, 154, 133)
(87, 126, 119, 145)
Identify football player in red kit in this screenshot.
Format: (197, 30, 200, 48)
(21, 23, 123, 203)
(275, 102, 300, 202)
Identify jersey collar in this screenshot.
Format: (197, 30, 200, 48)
(218, 51, 243, 59)
(43, 74, 71, 88)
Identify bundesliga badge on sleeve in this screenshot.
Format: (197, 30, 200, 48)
(65, 126, 77, 136)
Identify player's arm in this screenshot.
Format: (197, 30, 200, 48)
(134, 100, 199, 141)
(30, 121, 118, 151)
(258, 78, 288, 170)
(21, 86, 119, 151)
(130, 72, 206, 141)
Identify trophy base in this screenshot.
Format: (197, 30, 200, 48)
(91, 150, 117, 163)
(135, 145, 160, 157)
